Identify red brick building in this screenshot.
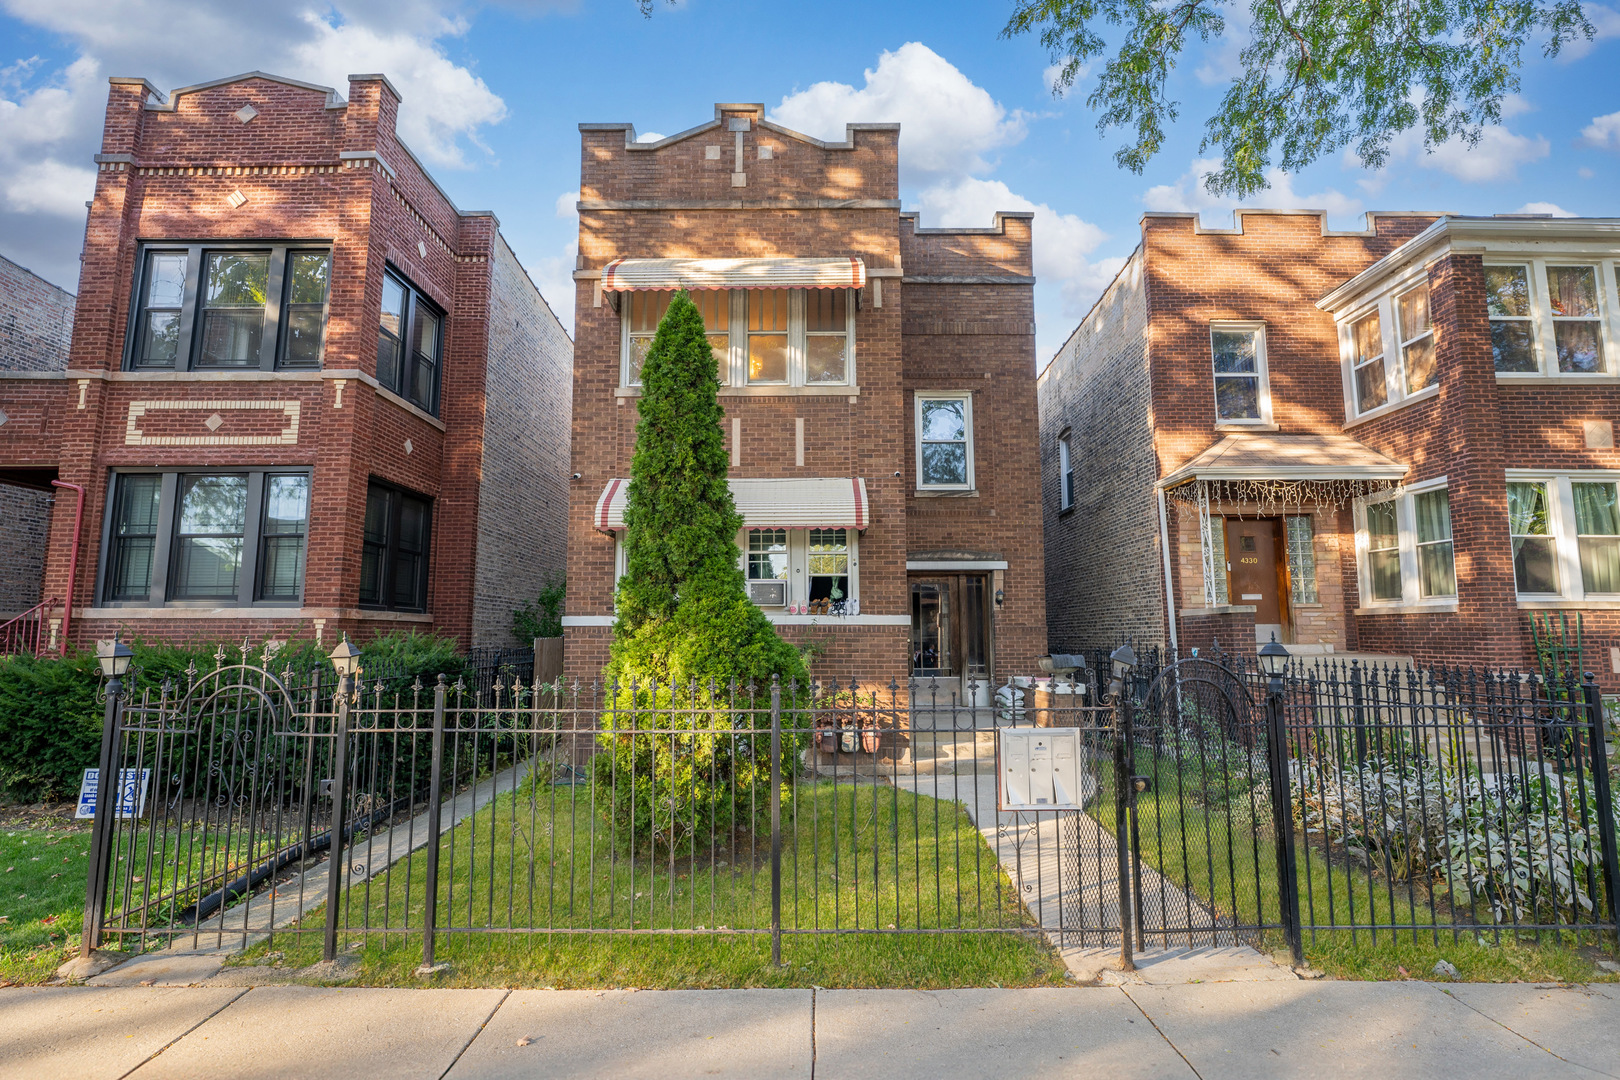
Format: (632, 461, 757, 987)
(0, 71, 571, 653)
(1040, 210, 1620, 670)
(564, 103, 1047, 696)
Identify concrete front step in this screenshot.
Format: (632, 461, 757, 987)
(907, 731, 998, 775)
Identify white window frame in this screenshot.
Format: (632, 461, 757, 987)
(1337, 266, 1444, 423)
(618, 288, 855, 390)
(1058, 434, 1074, 511)
(1486, 258, 1619, 380)
(1353, 477, 1457, 610)
(1503, 470, 1620, 602)
(1395, 281, 1437, 397)
(1208, 321, 1273, 428)
(914, 391, 976, 493)
(737, 527, 860, 615)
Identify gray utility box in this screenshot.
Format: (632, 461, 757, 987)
(997, 728, 1089, 811)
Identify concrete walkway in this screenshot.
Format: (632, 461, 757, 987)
(5, 981, 1620, 1079)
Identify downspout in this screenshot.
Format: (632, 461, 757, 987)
(1157, 486, 1178, 656)
(51, 480, 85, 655)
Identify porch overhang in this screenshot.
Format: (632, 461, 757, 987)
(1159, 433, 1407, 507)
(594, 477, 870, 533)
(599, 256, 867, 292)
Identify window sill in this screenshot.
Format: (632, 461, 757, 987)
(1497, 373, 1620, 385)
(1517, 598, 1620, 610)
(614, 385, 860, 398)
(1215, 422, 1278, 432)
(1354, 602, 1458, 616)
(914, 488, 978, 498)
(1343, 386, 1440, 429)
(83, 606, 434, 622)
(1058, 505, 1076, 517)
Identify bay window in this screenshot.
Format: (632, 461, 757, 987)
(620, 288, 854, 389)
(1486, 265, 1537, 372)
(127, 244, 330, 371)
(1484, 260, 1615, 378)
(99, 470, 310, 606)
(1355, 482, 1456, 608)
(1397, 283, 1437, 394)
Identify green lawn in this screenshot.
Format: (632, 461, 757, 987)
(0, 826, 91, 985)
(237, 780, 1070, 988)
(1094, 746, 1618, 982)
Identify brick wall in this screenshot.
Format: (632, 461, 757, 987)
(0, 254, 75, 371)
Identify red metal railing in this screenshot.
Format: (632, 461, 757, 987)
(0, 597, 60, 657)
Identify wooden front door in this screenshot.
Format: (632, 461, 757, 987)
(1224, 518, 1289, 642)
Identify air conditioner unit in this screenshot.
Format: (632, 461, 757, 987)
(748, 580, 787, 607)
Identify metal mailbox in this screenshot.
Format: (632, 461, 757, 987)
(997, 727, 1089, 811)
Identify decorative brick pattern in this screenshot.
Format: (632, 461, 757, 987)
(123, 399, 301, 446)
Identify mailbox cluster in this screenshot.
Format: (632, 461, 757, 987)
(996, 728, 1091, 811)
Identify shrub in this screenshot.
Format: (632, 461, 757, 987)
(355, 631, 470, 689)
(513, 575, 566, 642)
(0, 651, 103, 802)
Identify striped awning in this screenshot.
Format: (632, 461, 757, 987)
(594, 477, 870, 532)
(599, 257, 867, 292)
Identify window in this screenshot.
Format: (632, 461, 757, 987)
(1285, 515, 1318, 604)
(1413, 489, 1456, 598)
(1351, 311, 1387, 413)
(748, 528, 789, 581)
(375, 270, 443, 414)
(619, 289, 854, 389)
(127, 244, 330, 371)
(99, 470, 310, 606)
(1508, 481, 1558, 594)
(915, 393, 974, 491)
(1366, 500, 1402, 601)
(1396, 283, 1437, 394)
(360, 480, 432, 612)
(1547, 266, 1604, 373)
(807, 529, 850, 615)
(739, 528, 860, 615)
(1573, 481, 1620, 593)
(1210, 324, 1269, 423)
(1058, 435, 1074, 511)
(1486, 265, 1536, 372)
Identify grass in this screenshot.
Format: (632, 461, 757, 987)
(0, 825, 91, 985)
(233, 779, 1070, 988)
(1094, 744, 1619, 983)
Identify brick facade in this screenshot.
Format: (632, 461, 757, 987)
(0, 72, 570, 653)
(564, 104, 1046, 691)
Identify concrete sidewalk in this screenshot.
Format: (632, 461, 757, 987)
(5, 980, 1619, 1079)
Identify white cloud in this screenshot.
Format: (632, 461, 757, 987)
(555, 190, 580, 218)
(1042, 58, 1088, 96)
(1515, 201, 1578, 217)
(1583, 111, 1620, 150)
(770, 42, 1025, 183)
(1559, 3, 1620, 60)
(1356, 120, 1551, 184)
(635, 131, 665, 142)
(1143, 157, 1362, 225)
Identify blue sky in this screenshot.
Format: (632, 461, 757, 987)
(2, 0, 1618, 360)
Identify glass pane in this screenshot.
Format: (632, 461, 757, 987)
(359, 546, 382, 604)
(174, 537, 243, 597)
(1581, 538, 1620, 593)
(1211, 329, 1257, 373)
(260, 537, 304, 601)
(205, 252, 268, 307)
(806, 335, 847, 383)
(1397, 284, 1430, 341)
(809, 528, 846, 550)
(391, 552, 422, 608)
(628, 335, 652, 385)
(142, 311, 180, 363)
(1492, 321, 1537, 372)
(1414, 490, 1451, 544)
(921, 441, 968, 486)
(962, 575, 987, 674)
(1574, 483, 1620, 535)
(288, 253, 330, 305)
(398, 496, 427, 551)
(412, 354, 434, 408)
(1355, 360, 1387, 412)
(116, 475, 162, 535)
(110, 475, 162, 600)
(199, 310, 263, 365)
(920, 399, 965, 441)
(629, 291, 672, 333)
(1486, 266, 1531, 317)
(806, 289, 846, 332)
(177, 475, 247, 534)
(1556, 321, 1603, 373)
(1216, 375, 1260, 419)
(1366, 500, 1399, 549)
(1418, 543, 1456, 598)
(264, 475, 309, 534)
(748, 334, 788, 382)
(748, 290, 789, 332)
(1286, 515, 1317, 604)
(910, 582, 950, 674)
(1507, 481, 1550, 536)
(1370, 548, 1402, 601)
(1548, 266, 1599, 317)
(748, 529, 788, 579)
(1352, 312, 1382, 364)
(283, 309, 324, 365)
(808, 553, 849, 575)
(146, 253, 188, 307)
(414, 308, 440, 363)
(1403, 336, 1437, 393)
(377, 335, 400, 390)
(693, 290, 729, 332)
(1514, 536, 1559, 593)
(381, 276, 405, 337)
(364, 487, 390, 545)
(112, 538, 155, 601)
(707, 334, 729, 380)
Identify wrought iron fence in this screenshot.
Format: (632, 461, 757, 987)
(78, 644, 1620, 973)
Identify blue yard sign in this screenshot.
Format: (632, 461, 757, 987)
(75, 768, 151, 820)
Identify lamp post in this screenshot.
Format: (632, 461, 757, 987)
(1258, 634, 1304, 967)
(82, 635, 133, 957)
(1107, 643, 1137, 971)
(323, 635, 361, 962)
